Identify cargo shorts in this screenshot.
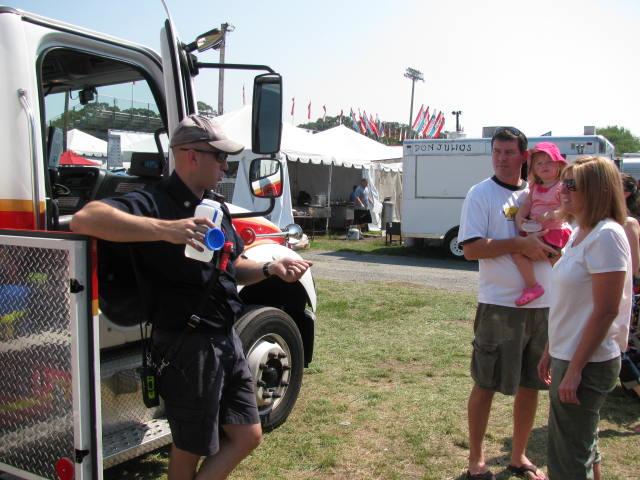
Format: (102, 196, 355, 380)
(470, 303, 549, 395)
(154, 328, 260, 456)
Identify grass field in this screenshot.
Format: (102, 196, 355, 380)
(307, 234, 440, 258)
(106, 277, 640, 479)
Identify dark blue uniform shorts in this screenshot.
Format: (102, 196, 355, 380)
(154, 328, 259, 456)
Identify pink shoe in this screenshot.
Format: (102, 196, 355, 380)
(515, 284, 545, 306)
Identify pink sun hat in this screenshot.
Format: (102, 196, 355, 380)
(528, 142, 567, 166)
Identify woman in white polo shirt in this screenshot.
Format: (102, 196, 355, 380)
(537, 156, 632, 480)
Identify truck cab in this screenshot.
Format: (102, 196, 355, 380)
(0, 6, 316, 479)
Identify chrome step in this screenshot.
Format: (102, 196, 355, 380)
(103, 418, 172, 469)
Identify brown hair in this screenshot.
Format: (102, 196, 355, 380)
(491, 126, 528, 153)
(562, 156, 626, 227)
(621, 173, 640, 218)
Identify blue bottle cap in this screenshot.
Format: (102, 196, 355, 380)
(204, 227, 225, 251)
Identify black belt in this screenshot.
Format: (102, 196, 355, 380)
(153, 316, 231, 342)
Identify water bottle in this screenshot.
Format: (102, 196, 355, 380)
(185, 199, 225, 262)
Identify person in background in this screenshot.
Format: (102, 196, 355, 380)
(349, 185, 358, 203)
(353, 178, 372, 230)
(71, 115, 312, 480)
(459, 127, 555, 480)
(512, 143, 572, 306)
(619, 175, 640, 419)
(537, 156, 632, 480)
(621, 173, 640, 278)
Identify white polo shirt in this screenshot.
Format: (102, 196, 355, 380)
(459, 177, 552, 307)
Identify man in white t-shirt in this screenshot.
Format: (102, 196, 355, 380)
(458, 127, 556, 480)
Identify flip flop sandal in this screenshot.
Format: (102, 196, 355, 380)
(465, 470, 496, 480)
(506, 464, 546, 479)
(515, 284, 545, 306)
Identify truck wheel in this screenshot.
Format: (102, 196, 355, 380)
(443, 229, 464, 258)
(235, 307, 304, 431)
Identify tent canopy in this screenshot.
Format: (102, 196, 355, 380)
(213, 106, 402, 228)
(67, 129, 107, 157)
(59, 150, 101, 166)
(311, 125, 402, 167)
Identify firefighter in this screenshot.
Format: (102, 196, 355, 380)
(71, 114, 311, 480)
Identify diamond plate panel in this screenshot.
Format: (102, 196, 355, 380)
(0, 244, 75, 479)
(99, 349, 171, 468)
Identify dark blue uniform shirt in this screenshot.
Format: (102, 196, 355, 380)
(102, 172, 245, 332)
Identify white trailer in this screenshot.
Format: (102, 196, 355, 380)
(621, 153, 640, 181)
(402, 135, 615, 257)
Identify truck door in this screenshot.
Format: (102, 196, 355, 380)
(160, 16, 195, 172)
(0, 232, 101, 480)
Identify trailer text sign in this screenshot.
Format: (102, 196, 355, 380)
(406, 141, 488, 156)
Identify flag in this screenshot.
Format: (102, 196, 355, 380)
(290, 97, 295, 116)
(411, 104, 424, 131)
(418, 107, 431, 136)
(242, 85, 246, 105)
(369, 114, 380, 137)
(350, 108, 359, 132)
(307, 101, 311, 120)
(358, 109, 368, 135)
(322, 105, 327, 122)
(415, 106, 429, 136)
(424, 113, 437, 138)
(433, 115, 446, 138)
(362, 111, 374, 136)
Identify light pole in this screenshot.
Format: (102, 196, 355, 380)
(217, 22, 235, 115)
(404, 67, 424, 132)
(451, 110, 462, 133)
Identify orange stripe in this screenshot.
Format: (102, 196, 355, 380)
(0, 199, 36, 212)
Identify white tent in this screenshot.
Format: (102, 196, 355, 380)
(311, 125, 402, 165)
(213, 106, 402, 229)
(309, 125, 403, 226)
(67, 129, 107, 158)
(109, 129, 170, 153)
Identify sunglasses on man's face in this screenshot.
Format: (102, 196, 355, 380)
(180, 148, 228, 162)
(562, 178, 578, 192)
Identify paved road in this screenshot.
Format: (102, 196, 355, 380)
(301, 249, 479, 293)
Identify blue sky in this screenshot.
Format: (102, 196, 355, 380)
(8, 0, 640, 138)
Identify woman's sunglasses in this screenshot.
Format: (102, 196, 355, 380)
(562, 178, 577, 192)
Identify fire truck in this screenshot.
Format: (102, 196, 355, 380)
(0, 5, 316, 479)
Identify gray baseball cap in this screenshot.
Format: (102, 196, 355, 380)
(169, 114, 244, 154)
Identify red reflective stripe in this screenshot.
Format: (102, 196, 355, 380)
(90, 239, 99, 315)
(0, 211, 36, 229)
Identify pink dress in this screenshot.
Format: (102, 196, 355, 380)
(528, 182, 572, 248)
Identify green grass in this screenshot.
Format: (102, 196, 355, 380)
(307, 234, 439, 258)
(106, 278, 640, 479)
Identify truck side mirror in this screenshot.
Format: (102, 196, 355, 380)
(184, 28, 224, 53)
(252, 73, 282, 155)
(249, 158, 283, 198)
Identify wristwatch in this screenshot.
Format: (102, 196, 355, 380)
(262, 261, 272, 278)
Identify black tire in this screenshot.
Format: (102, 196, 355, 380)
(443, 228, 464, 259)
(235, 307, 304, 431)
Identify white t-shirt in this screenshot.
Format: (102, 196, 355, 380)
(459, 177, 552, 307)
(549, 219, 632, 362)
